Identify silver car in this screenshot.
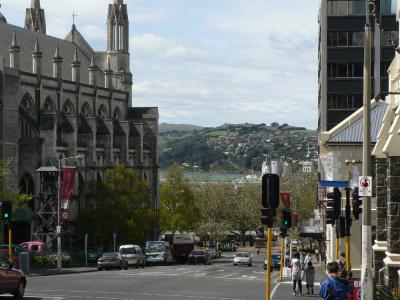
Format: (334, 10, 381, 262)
(233, 252, 252, 267)
(97, 252, 128, 271)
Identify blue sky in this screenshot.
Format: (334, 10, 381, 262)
(1, 0, 320, 129)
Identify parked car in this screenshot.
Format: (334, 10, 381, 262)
(20, 241, 48, 254)
(0, 245, 24, 268)
(0, 254, 26, 299)
(206, 247, 221, 259)
(264, 253, 281, 271)
(97, 252, 128, 271)
(87, 247, 102, 263)
(233, 252, 252, 267)
(188, 250, 211, 265)
(145, 241, 173, 265)
(119, 245, 145, 268)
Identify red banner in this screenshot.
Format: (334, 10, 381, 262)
(61, 167, 77, 209)
(280, 192, 291, 208)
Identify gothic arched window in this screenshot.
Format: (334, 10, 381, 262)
(20, 93, 35, 117)
(81, 102, 92, 117)
(43, 97, 56, 113)
(97, 105, 108, 120)
(113, 107, 122, 121)
(62, 99, 75, 116)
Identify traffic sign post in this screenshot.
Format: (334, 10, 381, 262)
(358, 176, 372, 197)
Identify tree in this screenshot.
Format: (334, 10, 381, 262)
(159, 165, 199, 236)
(76, 165, 156, 249)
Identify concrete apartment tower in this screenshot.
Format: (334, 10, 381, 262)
(25, 0, 46, 34)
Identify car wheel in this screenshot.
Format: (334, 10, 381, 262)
(233, 263, 236, 266)
(13, 279, 25, 299)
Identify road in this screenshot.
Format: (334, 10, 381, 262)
(1, 254, 278, 300)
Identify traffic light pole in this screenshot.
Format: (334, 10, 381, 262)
(266, 227, 272, 300)
(280, 236, 285, 281)
(8, 223, 12, 263)
(345, 188, 351, 272)
(361, 1, 373, 298)
(336, 233, 339, 260)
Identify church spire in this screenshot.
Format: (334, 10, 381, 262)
(25, 0, 46, 34)
(107, 0, 129, 52)
(0, 4, 7, 23)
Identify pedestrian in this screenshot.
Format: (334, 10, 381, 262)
(337, 252, 348, 279)
(300, 252, 305, 267)
(315, 249, 320, 263)
(319, 261, 353, 300)
(304, 261, 315, 295)
(291, 252, 303, 296)
(304, 252, 311, 266)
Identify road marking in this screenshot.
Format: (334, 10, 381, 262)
(215, 272, 240, 279)
(271, 282, 281, 299)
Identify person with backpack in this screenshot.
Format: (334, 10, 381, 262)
(320, 261, 354, 300)
(291, 252, 303, 296)
(304, 261, 315, 294)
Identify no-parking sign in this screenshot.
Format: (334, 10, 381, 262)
(358, 176, 372, 197)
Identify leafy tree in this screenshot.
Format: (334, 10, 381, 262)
(76, 165, 156, 249)
(160, 165, 199, 236)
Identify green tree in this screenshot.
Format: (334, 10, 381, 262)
(76, 165, 156, 249)
(160, 165, 199, 236)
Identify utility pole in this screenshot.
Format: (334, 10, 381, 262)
(361, 0, 372, 298)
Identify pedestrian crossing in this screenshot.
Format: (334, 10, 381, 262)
(109, 263, 278, 282)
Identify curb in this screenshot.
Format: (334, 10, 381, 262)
(28, 268, 98, 277)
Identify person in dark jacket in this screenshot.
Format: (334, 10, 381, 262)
(320, 261, 354, 300)
(304, 261, 315, 294)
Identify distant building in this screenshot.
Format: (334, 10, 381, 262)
(270, 160, 283, 177)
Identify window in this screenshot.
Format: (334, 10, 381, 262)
(337, 94, 348, 108)
(381, 0, 392, 15)
(337, 63, 348, 77)
(337, 32, 348, 46)
(352, 32, 364, 46)
(354, 94, 363, 107)
(352, 0, 365, 15)
(381, 31, 398, 47)
(328, 32, 337, 47)
(328, 94, 363, 109)
(353, 62, 363, 77)
(381, 61, 391, 77)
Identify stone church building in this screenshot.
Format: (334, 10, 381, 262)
(0, 0, 159, 248)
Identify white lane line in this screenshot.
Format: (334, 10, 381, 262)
(214, 272, 240, 279)
(271, 282, 281, 299)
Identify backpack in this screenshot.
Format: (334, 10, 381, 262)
(326, 277, 349, 300)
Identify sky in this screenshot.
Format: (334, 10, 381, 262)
(1, 0, 320, 129)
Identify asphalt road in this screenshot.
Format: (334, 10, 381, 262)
(1, 254, 278, 300)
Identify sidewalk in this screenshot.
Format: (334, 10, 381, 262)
(271, 264, 326, 300)
(29, 267, 97, 277)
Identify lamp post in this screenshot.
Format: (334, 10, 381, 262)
(57, 154, 84, 272)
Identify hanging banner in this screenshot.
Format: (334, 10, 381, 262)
(280, 192, 291, 208)
(61, 167, 77, 209)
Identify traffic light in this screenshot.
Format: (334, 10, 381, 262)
(262, 174, 280, 213)
(352, 188, 362, 220)
(326, 187, 341, 225)
(338, 216, 346, 238)
(1, 201, 12, 222)
(280, 208, 292, 237)
(369, 0, 381, 24)
(261, 208, 273, 227)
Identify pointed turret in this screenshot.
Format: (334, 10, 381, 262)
(32, 36, 42, 75)
(25, 0, 46, 34)
(53, 43, 62, 79)
(9, 32, 20, 69)
(0, 4, 7, 23)
(88, 54, 98, 86)
(104, 56, 113, 89)
(107, 0, 129, 52)
(71, 48, 81, 83)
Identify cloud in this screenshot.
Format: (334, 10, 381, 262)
(131, 33, 209, 61)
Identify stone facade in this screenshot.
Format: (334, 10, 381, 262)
(0, 0, 159, 247)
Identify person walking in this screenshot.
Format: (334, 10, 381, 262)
(319, 261, 353, 300)
(337, 252, 349, 279)
(304, 252, 312, 266)
(304, 261, 315, 295)
(291, 252, 303, 296)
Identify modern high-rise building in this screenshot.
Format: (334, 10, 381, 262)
(318, 0, 398, 131)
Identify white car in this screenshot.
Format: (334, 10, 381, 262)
(233, 252, 252, 267)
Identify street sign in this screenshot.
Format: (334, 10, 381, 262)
(319, 180, 348, 188)
(56, 226, 61, 233)
(358, 176, 372, 197)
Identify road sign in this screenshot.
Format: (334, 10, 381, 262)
(358, 176, 372, 197)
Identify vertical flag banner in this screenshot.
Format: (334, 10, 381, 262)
(61, 167, 77, 209)
(280, 192, 291, 208)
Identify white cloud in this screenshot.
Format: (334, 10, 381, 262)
(131, 33, 209, 61)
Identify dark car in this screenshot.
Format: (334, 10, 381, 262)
(264, 253, 281, 270)
(0, 254, 26, 299)
(188, 250, 211, 265)
(0, 245, 24, 268)
(97, 252, 128, 271)
(87, 247, 102, 263)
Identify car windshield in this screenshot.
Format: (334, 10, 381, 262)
(120, 247, 136, 255)
(191, 251, 204, 255)
(103, 252, 118, 257)
(236, 253, 250, 257)
(146, 242, 164, 253)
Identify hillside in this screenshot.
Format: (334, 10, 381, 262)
(159, 123, 318, 172)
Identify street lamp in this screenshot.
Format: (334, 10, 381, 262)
(56, 154, 84, 272)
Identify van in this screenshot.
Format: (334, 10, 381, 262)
(119, 245, 145, 268)
(145, 241, 173, 265)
